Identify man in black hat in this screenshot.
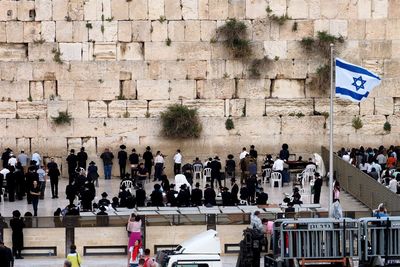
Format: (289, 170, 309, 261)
(221, 187, 232, 206)
(100, 148, 114, 180)
(256, 187, 268, 205)
(0, 239, 13, 266)
(77, 147, 88, 170)
(191, 182, 202, 206)
(98, 192, 111, 208)
(225, 154, 236, 179)
(150, 184, 163, 207)
(313, 172, 323, 204)
(135, 183, 146, 207)
(66, 149, 78, 184)
(1, 148, 12, 169)
(128, 148, 139, 179)
(230, 178, 239, 205)
(118, 145, 128, 179)
(142, 146, 153, 180)
(204, 184, 216, 206)
(166, 184, 178, 207)
(177, 184, 190, 207)
(209, 156, 222, 189)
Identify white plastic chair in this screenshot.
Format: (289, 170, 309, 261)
(270, 172, 282, 188)
(203, 168, 212, 186)
(121, 180, 133, 190)
(174, 174, 191, 191)
(263, 168, 272, 184)
(193, 165, 203, 180)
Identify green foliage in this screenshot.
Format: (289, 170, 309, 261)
(288, 112, 305, 118)
(165, 37, 171, 46)
(117, 94, 126, 100)
(292, 22, 298, 32)
(160, 104, 202, 138)
(321, 111, 330, 119)
(384, 121, 391, 133)
(33, 38, 45, 44)
(51, 48, 63, 64)
(64, 16, 71, 21)
(309, 64, 330, 92)
(218, 19, 252, 58)
(123, 111, 130, 118)
(27, 95, 32, 102)
(300, 31, 344, 57)
(100, 25, 105, 33)
(300, 37, 315, 50)
(145, 111, 150, 118)
(105, 17, 114, 22)
(268, 14, 291, 25)
(158, 16, 166, 23)
(225, 117, 234, 130)
(51, 111, 72, 125)
(352, 116, 363, 130)
(86, 22, 93, 29)
(248, 57, 272, 78)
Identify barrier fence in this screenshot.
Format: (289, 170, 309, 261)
(321, 146, 400, 213)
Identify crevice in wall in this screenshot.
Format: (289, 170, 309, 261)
(269, 79, 275, 98)
(233, 77, 239, 99)
(29, 137, 32, 154)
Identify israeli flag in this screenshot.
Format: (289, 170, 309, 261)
(335, 58, 381, 102)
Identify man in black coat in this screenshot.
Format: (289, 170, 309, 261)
(313, 172, 323, 204)
(256, 187, 268, 205)
(246, 175, 258, 204)
(118, 145, 128, 179)
(191, 182, 203, 206)
(230, 178, 239, 205)
(166, 184, 178, 207)
(209, 156, 222, 189)
(135, 183, 146, 207)
(221, 187, 232, 206)
(150, 184, 163, 207)
(0, 240, 13, 267)
(66, 149, 78, 184)
(204, 184, 216, 206)
(77, 147, 88, 170)
(177, 184, 191, 207)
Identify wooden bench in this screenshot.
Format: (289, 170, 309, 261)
(21, 246, 57, 256)
(83, 245, 127, 256)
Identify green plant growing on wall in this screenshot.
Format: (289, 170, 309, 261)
(160, 104, 202, 138)
(51, 111, 72, 125)
(64, 16, 72, 21)
(248, 56, 272, 78)
(106, 17, 114, 22)
(123, 111, 130, 118)
(384, 121, 391, 133)
(158, 16, 166, 23)
(352, 116, 363, 131)
(33, 38, 45, 44)
(300, 31, 344, 57)
(100, 25, 105, 33)
(165, 37, 171, 46)
(51, 48, 63, 64)
(309, 64, 330, 91)
(218, 19, 252, 58)
(292, 21, 298, 32)
(86, 22, 93, 29)
(266, 6, 291, 25)
(225, 117, 234, 130)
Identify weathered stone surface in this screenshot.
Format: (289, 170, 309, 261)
(384, 59, 400, 78)
(228, 99, 246, 117)
(245, 99, 265, 117)
(169, 80, 196, 100)
(17, 1, 36, 21)
(118, 21, 132, 42)
(72, 21, 88, 42)
(47, 100, 68, 118)
(281, 116, 325, 135)
(237, 79, 270, 99)
(131, 21, 151, 42)
(165, 0, 182, 19)
(185, 21, 201, 42)
(374, 97, 394, 115)
(197, 79, 235, 99)
(41, 21, 56, 42)
(168, 21, 185, 42)
(358, 0, 372, 19)
(183, 99, 225, 117)
(88, 101, 107, 118)
(314, 98, 360, 116)
(117, 43, 143, 61)
(365, 19, 386, 40)
(59, 43, 82, 61)
(151, 21, 168, 42)
(264, 41, 287, 59)
(388, 0, 400, 18)
(148, 0, 164, 19)
(200, 20, 217, 42)
(372, 0, 388, 19)
(111, 0, 129, 20)
(126, 100, 148, 118)
(228, 0, 246, 19)
(148, 100, 180, 117)
(56, 21, 73, 42)
(320, 0, 338, 18)
(360, 97, 375, 115)
(35, 0, 53, 21)
(129, 0, 148, 19)
(58, 80, 119, 100)
(245, 0, 268, 19)
(23, 22, 41, 42)
(0, 102, 16, 119)
(209, 0, 229, 19)
(271, 79, 305, 98)
(330, 19, 348, 37)
(6, 22, 24, 43)
(93, 43, 116, 60)
(17, 102, 47, 119)
(0, 81, 29, 101)
(67, 100, 88, 118)
(348, 19, 366, 40)
(144, 42, 178, 60)
(0, 44, 27, 62)
(182, 0, 198, 19)
(108, 100, 127, 118)
(137, 80, 170, 100)
(30, 81, 44, 101)
(287, 0, 308, 19)
(121, 80, 136, 100)
(0, 23, 5, 43)
(225, 60, 245, 79)
(265, 98, 314, 116)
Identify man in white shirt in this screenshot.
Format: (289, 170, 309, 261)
(37, 165, 46, 199)
(368, 161, 382, 174)
(8, 153, 17, 167)
(376, 152, 387, 169)
(239, 147, 249, 160)
(272, 157, 284, 172)
(17, 150, 29, 173)
(154, 151, 165, 181)
(388, 176, 398, 193)
(173, 149, 182, 175)
(250, 210, 264, 232)
(31, 151, 41, 166)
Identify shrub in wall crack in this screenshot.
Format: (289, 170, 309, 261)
(160, 104, 202, 138)
(225, 118, 234, 130)
(51, 111, 72, 125)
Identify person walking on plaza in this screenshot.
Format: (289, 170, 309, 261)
(30, 180, 41, 216)
(48, 158, 60, 198)
(118, 145, 128, 179)
(173, 149, 182, 175)
(66, 149, 78, 184)
(100, 148, 114, 180)
(128, 239, 143, 267)
(142, 146, 153, 180)
(313, 172, 323, 204)
(10, 210, 24, 259)
(77, 147, 88, 170)
(66, 244, 82, 267)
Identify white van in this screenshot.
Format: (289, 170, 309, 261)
(156, 230, 222, 267)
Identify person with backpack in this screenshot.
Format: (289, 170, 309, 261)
(66, 244, 82, 267)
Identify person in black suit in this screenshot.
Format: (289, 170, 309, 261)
(209, 156, 222, 189)
(204, 184, 216, 206)
(230, 178, 239, 205)
(313, 172, 323, 204)
(135, 183, 146, 207)
(191, 182, 203, 206)
(256, 187, 268, 205)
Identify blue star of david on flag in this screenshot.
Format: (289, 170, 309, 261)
(351, 76, 366, 91)
(335, 58, 381, 102)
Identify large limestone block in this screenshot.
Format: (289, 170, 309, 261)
(111, 0, 129, 19)
(176, 42, 211, 60)
(245, 0, 268, 19)
(121, 80, 136, 99)
(245, 99, 265, 117)
(264, 41, 287, 59)
(72, 21, 88, 42)
(0, 44, 27, 62)
(151, 21, 168, 42)
(103, 21, 118, 42)
(93, 43, 116, 60)
(88, 101, 108, 118)
(0, 81, 29, 101)
(206, 60, 225, 80)
(148, 0, 164, 19)
(314, 98, 359, 116)
(17, 0, 36, 21)
(58, 80, 119, 100)
(144, 42, 178, 60)
(59, 43, 82, 61)
(88, 21, 104, 42)
(168, 21, 185, 42)
(6, 22, 24, 43)
(199, 0, 209, 19)
(126, 100, 148, 117)
(70, 118, 105, 137)
(265, 98, 313, 116)
(147, 100, 180, 117)
(102, 0, 113, 19)
(118, 21, 132, 42)
(182, 0, 198, 19)
(197, 79, 235, 99)
(0, 23, 5, 42)
(225, 60, 245, 79)
(182, 99, 225, 117)
(35, 0, 53, 21)
(129, 0, 148, 19)
(186, 60, 207, 80)
(237, 79, 270, 99)
(83, 0, 97, 20)
(41, 21, 56, 42)
(137, 80, 170, 100)
(184, 21, 200, 42)
(52, 0, 68, 20)
(108, 100, 127, 118)
(165, 0, 182, 19)
(252, 19, 270, 41)
(7, 119, 37, 138)
(68, 100, 89, 119)
(360, 97, 374, 115)
(209, 0, 229, 20)
(132, 21, 151, 41)
(375, 97, 394, 115)
(56, 21, 73, 42)
(330, 19, 348, 38)
(271, 79, 305, 98)
(372, 0, 388, 19)
(117, 43, 143, 61)
(169, 80, 196, 100)
(268, 0, 287, 16)
(68, 0, 85, 20)
(281, 116, 325, 135)
(365, 19, 386, 40)
(0, 62, 32, 81)
(359, 41, 392, 59)
(0, 102, 16, 119)
(103, 118, 138, 137)
(47, 101, 68, 118)
(320, 0, 338, 18)
(17, 102, 47, 119)
(287, 0, 308, 19)
(384, 59, 400, 78)
(0, 1, 17, 21)
(388, 0, 400, 18)
(228, 0, 245, 19)
(200, 20, 216, 41)
(23, 22, 41, 42)
(386, 19, 400, 40)
(348, 20, 366, 40)
(228, 99, 246, 117)
(279, 20, 314, 41)
(30, 81, 44, 101)
(358, 0, 372, 19)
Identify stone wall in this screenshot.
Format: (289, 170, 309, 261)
(0, 0, 399, 176)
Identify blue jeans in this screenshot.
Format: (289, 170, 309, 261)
(104, 164, 112, 179)
(32, 197, 39, 216)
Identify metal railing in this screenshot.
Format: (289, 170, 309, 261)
(321, 146, 400, 213)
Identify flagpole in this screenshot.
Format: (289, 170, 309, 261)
(328, 43, 334, 216)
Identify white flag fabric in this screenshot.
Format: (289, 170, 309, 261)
(335, 58, 381, 102)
